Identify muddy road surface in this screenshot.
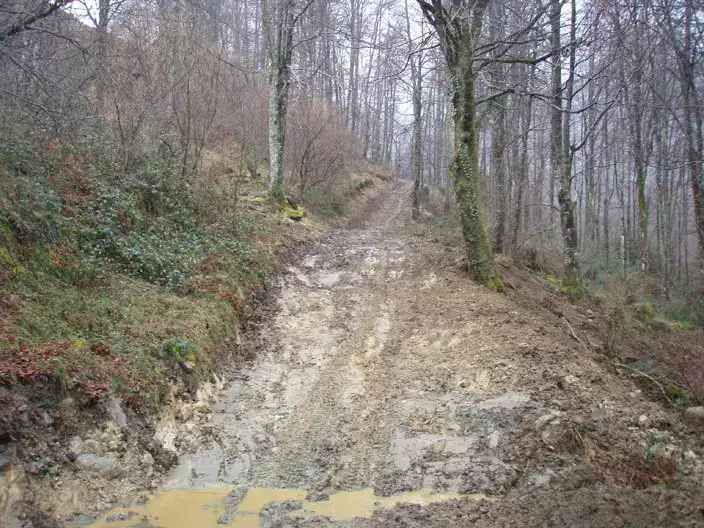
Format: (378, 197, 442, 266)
(88, 183, 704, 527)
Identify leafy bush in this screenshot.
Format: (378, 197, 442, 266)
(303, 185, 348, 217)
(88, 187, 256, 290)
(0, 130, 63, 243)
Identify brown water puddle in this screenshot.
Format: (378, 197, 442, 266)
(78, 487, 487, 527)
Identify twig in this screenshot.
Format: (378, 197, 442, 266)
(517, 223, 560, 250)
(560, 316, 582, 343)
(614, 362, 675, 407)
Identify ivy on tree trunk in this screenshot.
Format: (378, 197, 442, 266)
(416, 0, 502, 290)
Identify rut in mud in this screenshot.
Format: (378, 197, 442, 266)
(91, 182, 703, 527)
(166, 183, 533, 498)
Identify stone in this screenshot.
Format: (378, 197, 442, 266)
(74, 454, 123, 479)
(83, 439, 103, 455)
(106, 396, 128, 430)
(106, 512, 136, 522)
(590, 406, 607, 422)
(534, 413, 559, 431)
(69, 438, 102, 456)
(107, 440, 123, 452)
(68, 437, 82, 455)
(684, 406, 704, 427)
(684, 450, 698, 462)
(285, 196, 299, 210)
(27, 461, 43, 475)
(638, 414, 648, 426)
(0, 452, 9, 471)
(487, 431, 501, 449)
(58, 397, 76, 409)
(178, 404, 194, 422)
(41, 411, 54, 426)
(531, 470, 553, 487)
(141, 452, 155, 476)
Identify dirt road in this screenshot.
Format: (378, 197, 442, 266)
(90, 183, 703, 527)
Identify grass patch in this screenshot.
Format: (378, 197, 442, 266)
(2, 269, 238, 410)
(538, 272, 587, 301)
(418, 214, 464, 247)
(302, 185, 349, 218)
(0, 129, 316, 416)
(554, 422, 679, 489)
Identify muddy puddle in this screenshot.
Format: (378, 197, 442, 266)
(78, 487, 486, 527)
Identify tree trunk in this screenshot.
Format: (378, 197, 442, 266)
(491, 98, 507, 253)
(450, 60, 501, 288)
(681, 0, 704, 270)
(267, 64, 287, 200)
(411, 73, 422, 220)
(262, 0, 295, 202)
(96, 0, 109, 115)
(406, 0, 423, 221)
(512, 93, 533, 251)
(552, 0, 579, 281)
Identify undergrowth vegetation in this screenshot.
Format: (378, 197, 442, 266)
(0, 125, 377, 415)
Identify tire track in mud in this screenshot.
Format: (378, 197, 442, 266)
(165, 182, 538, 504)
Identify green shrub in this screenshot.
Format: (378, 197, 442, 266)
(163, 338, 198, 364)
(303, 185, 348, 217)
(0, 129, 63, 243)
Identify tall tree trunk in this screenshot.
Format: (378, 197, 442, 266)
(406, 0, 423, 220)
(551, 0, 579, 280)
(410, 70, 422, 220)
(681, 0, 704, 270)
(96, 0, 109, 115)
(262, 0, 295, 201)
(417, 0, 501, 289)
(347, 0, 361, 132)
(492, 98, 507, 253)
(512, 93, 533, 251)
(267, 65, 288, 200)
(451, 61, 500, 287)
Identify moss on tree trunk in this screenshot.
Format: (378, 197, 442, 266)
(450, 65, 502, 291)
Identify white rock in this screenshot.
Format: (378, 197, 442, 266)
(141, 452, 155, 476)
(75, 454, 123, 479)
(638, 415, 649, 426)
(69, 437, 102, 456)
(684, 450, 698, 462)
(155, 423, 178, 453)
(684, 406, 704, 426)
(535, 413, 560, 431)
(106, 396, 128, 430)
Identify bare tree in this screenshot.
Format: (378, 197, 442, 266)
(415, 0, 502, 288)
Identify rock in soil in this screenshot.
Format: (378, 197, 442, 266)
(74, 454, 123, 479)
(684, 406, 704, 427)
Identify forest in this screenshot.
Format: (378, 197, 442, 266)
(1, 0, 702, 306)
(1, 0, 704, 525)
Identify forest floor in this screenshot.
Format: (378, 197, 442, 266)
(43, 183, 704, 526)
